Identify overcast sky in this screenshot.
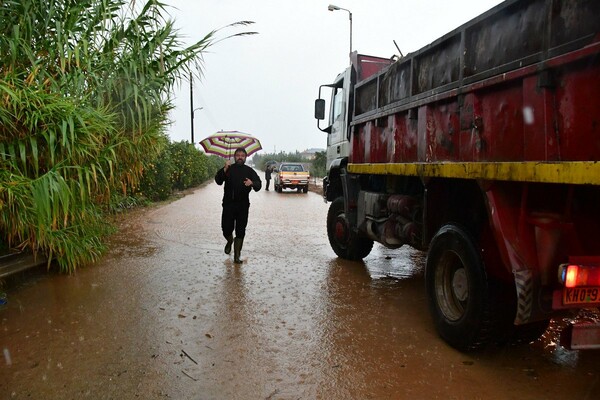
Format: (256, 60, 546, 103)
(163, 0, 503, 154)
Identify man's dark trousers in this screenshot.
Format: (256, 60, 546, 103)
(221, 203, 250, 239)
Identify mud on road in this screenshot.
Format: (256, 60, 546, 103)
(1, 181, 599, 399)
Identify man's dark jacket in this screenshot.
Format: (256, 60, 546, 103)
(215, 163, 262, 205)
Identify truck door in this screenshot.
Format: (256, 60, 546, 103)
(327, 81, 347, 169)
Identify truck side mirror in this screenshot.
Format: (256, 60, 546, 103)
(315, 99, 326, 120)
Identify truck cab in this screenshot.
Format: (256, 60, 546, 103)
(316, 66, 351, 172)
(316, 53, 393, 201)
(316, 53, 394, 172)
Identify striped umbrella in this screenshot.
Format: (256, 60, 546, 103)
(199, 130, 262, 159)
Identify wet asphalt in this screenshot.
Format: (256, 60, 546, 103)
(1, 179, 599, 399)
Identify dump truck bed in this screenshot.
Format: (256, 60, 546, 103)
(349, 0, 600, 184)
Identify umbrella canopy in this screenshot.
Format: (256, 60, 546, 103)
(199, 130, 262, 159)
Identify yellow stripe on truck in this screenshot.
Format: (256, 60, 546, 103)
(347, 161, 600, 185)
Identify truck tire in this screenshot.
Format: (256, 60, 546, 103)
(303, 185, 308, 193)
(425, 224, 496, 351)
(327, 197, 373, 260)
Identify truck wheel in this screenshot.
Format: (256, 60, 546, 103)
(425, 224, 496, 351)
(327, 197, 373, 260)
(303, 185, 308, 193)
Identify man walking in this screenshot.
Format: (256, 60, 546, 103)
(264, 164, 272, 191)
(214, 147, 262, 263)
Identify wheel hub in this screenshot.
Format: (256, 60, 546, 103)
(334, 217, 348, 243)
(452, 268, 468, 302)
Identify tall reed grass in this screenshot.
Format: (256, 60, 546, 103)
(0, 0, 255, 272)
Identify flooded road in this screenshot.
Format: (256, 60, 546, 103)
(1, 181, 599, 399)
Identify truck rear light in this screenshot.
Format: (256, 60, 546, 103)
(560, 264, 600, 287)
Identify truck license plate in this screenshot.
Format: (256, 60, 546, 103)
(292, 180, 299, 184)
(563, 287, 600, 305)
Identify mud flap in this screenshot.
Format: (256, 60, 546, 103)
(514, 269, 534, 324)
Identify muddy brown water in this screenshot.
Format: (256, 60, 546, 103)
(1, 181, 599, 399)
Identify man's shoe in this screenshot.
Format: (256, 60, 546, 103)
(224, 235, 234, 254)
(233, 237, 244, 263)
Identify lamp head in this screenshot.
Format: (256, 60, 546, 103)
(328, 4, 340, 11)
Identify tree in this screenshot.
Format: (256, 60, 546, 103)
(311, 151, 327, 178)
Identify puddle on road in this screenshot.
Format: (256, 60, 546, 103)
(363, 245, 426, 280)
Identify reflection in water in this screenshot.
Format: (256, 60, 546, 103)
(219, 263, 254, 346)
(315, 252, 436, 399)
(363, 244, 426, 280)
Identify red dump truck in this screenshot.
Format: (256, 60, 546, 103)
(315, 0, 600, 351)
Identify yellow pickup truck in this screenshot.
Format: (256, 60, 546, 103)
(274, 163, 309, 193)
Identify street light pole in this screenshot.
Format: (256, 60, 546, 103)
(191, 106, 203, 145)
(190, 71, 194, 144)
(328, 4, 352, 63)
(190, 71, 204, 145)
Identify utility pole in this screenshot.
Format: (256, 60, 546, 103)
(189, 71, 194, 144)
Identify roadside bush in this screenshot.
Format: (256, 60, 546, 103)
(170, 141, 205, 191)
(168, 142, 224, 191)
(138, 155, 175, 201)
(205, 154, 225, 177)
(138, 142, 224, 201)
(310, 151, 327, 178)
